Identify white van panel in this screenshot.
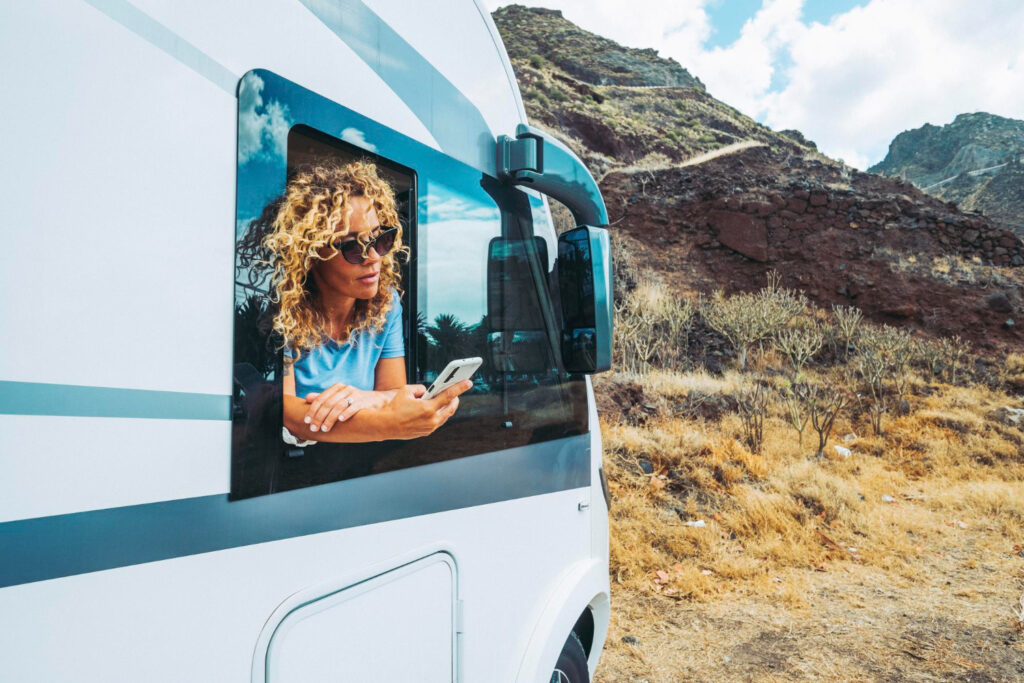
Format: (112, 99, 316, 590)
(367, 0, 525, 139)
(0, 415, 229, 523)
(0, 0, 234, 394)
(128, 0, 440, 150)
(0, 488, 589, 682)
(267, 554, 455, 682)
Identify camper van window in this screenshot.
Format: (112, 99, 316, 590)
(230, 71, 586, 501)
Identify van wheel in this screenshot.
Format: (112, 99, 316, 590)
(550, 631, 589, 683)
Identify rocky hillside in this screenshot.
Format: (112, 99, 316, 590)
(869, 113, 1024, 234)
(492, 5, 1024, 351)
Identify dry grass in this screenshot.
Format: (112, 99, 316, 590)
(595, 354, 1024, 680)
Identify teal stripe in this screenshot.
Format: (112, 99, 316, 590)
(0, 381, 231, 421)
(83, 0, 237, 94)
(0, 434, 590, 587)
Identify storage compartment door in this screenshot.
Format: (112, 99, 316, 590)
(266, 553, 456, 682)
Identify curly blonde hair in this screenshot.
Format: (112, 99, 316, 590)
(259, 161, 406, 358)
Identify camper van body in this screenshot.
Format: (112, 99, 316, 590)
(0, 1, 610, 682)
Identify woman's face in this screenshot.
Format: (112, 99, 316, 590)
(312, 195, 383, 301)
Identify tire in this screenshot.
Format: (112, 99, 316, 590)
(550, 631, 589, 683)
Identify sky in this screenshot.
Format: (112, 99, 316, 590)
(482, 0, 1024, 170)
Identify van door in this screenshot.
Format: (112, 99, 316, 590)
(263, 553, 457, 682)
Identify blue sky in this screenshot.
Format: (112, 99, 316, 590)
(486, 1, 1024, 170)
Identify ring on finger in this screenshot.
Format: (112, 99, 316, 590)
(346, 397, 354, 406)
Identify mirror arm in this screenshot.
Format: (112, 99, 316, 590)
(496, 124, 608, 227)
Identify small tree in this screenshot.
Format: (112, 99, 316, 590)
(832, 304, 863, 359)
(737, 381, 769, 454)
(780, 381, 810, 448)
(916, 338, 945, 377)
(939, 335, 970, 384)
(853, 325, 915, 433)
(775, 325, 825, 378)
(887, 327, 916, 413)
(613, 281, 695, 373)
(702, 290, 765, 370)
(802, 383, 849, 457)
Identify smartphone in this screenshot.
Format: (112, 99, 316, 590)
(424, 357, 482, 399)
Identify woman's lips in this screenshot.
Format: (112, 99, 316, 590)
(357, 272, 380, 284)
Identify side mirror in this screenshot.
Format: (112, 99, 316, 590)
(557, 226, 612, 374)
(496, 125, 613, 374)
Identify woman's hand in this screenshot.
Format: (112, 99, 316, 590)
(303, 384, 394, 433)
(378, 380, 472, 440)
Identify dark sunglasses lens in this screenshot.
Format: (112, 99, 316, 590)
(374, 229, 397, 255)
(339, 240, 364, 264)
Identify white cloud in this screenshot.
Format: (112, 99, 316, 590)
(487, 1, 1024, 170)
(674, 0, 804, 116)
(420, 193, 501, 223)
(238, 72, 292, 165)
(758, 0, 1024, 168)
(340, 127, 377, 152)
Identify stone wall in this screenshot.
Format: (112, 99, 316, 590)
(703, 187, 1024, 266)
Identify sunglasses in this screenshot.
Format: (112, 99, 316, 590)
(332, 226, 399, 264)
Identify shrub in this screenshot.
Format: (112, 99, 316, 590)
(854, 325, 915, 434)
(615, 280, 696, 374)
(774, 324, 825, 378)
(938, 335, 970, 385)
(737, 381, 769, 454)
(832, 304, 863, 359)
(780, 381, 810, 448)
(702, 272, 806, 370)
(800, 383, 850, 457)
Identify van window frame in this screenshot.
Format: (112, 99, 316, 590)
(231, 69, 586, 501)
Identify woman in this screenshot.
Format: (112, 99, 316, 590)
(261, 161, 470, 443)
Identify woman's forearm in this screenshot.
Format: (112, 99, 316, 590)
(283, 395, 388, 443)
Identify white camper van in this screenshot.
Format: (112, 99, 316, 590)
(0, 2, 614, 681)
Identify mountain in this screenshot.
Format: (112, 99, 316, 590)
(493, 5, 813, 178)
(869, 113, 1024, 234)
(492, 5, 1024, 350)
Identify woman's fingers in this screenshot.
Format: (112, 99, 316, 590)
(306, 384, 351, 432)
(304, 385, 340, 423)
(439, 396, 460, 423)
(320, 389, 373, 431)
(320, 400, 350, 431)
(424, 380, 472, 411)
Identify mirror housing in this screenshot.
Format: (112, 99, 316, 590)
(557, 226, 612, 374)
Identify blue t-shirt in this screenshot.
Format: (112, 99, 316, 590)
(288, 295, 404, 397)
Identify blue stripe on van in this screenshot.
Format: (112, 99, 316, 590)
(84, 0, 237, 94)
(300, 0, 495, 176)
(0, 381, 231, 420)
(0, 433, 589, 587)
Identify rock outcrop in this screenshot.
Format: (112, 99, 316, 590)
(870, 113, 1024, 235)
